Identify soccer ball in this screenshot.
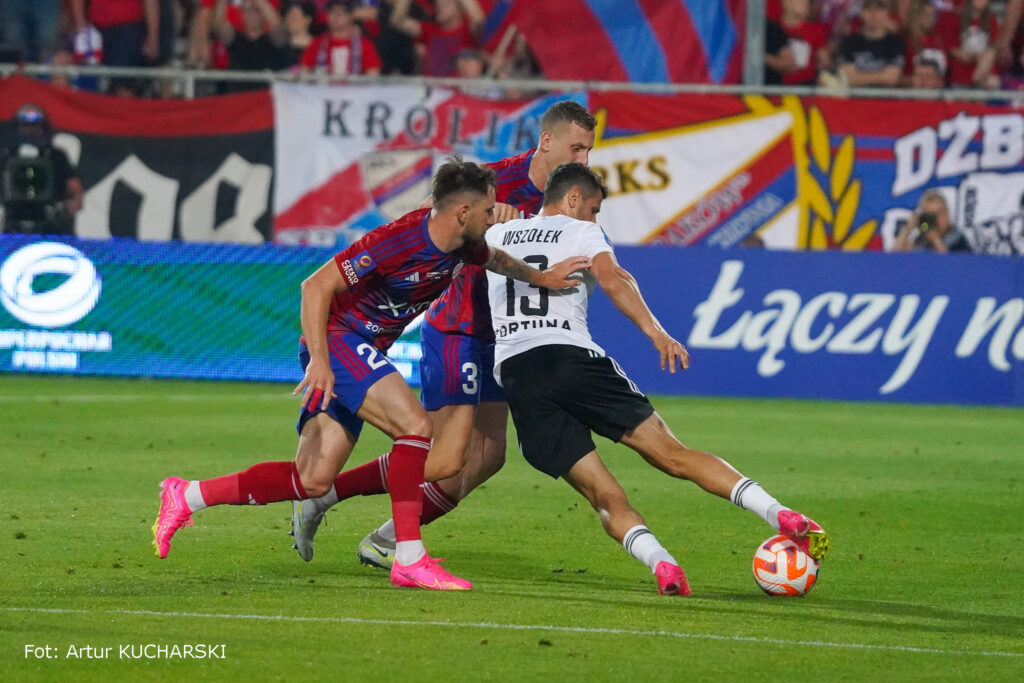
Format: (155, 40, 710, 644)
(752, 534, 819, 596)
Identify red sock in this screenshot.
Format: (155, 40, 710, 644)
(421, 481, 458, 525)
(199, 461, 307, 506)
(388, 435, 431, 542)
(332, 453, 389, 500)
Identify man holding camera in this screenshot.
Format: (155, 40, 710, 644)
(893, 189, 972, 253)
(0, 103, 82, 235)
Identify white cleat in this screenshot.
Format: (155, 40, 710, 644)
(291, 499, 326, 562)
(357, 530, 396, 570)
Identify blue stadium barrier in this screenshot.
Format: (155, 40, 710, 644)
(3, 234, 1021, 405)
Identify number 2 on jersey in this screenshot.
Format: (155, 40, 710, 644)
(505, 255, 549, 317)
(356, 343, 389, 370)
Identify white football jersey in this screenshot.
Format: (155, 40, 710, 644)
(486, 213, 614, 374)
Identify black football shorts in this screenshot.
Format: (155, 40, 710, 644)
(499, 344, 655, 478)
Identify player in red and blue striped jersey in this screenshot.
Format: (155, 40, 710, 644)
(152, 158, 590, 591)
(290, 101, 597, 569)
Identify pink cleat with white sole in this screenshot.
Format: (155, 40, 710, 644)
(152, 476, 193, 559)
(390, 554, 472, 591)
(655, 561, 692, 596)
(777, 509, 830, 561)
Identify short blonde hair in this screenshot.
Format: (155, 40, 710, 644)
(918, 189, 948, 211)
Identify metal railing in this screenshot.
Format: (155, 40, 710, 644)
(3, 62, 1024, 103)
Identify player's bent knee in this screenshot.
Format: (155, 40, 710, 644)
(401, 414, 434, 440)
(427, 458, 465, 481)
(300, 477, 334, 498)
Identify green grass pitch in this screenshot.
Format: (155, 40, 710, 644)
(1, 375, 1022, 681)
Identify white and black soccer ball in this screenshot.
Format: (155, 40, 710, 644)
(752, 534, 819, 596)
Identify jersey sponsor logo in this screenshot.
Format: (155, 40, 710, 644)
(353, 252, 374, 275)
(0, 242, 102, 327)
(500, 228, 563, 246)
(376, 294, 432, 317)
(364, 320, 404, 335)
(340, 259, 359, 286)
(496, 318, 571, 338)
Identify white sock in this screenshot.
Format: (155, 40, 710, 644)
(376, 518, 396, 543)
(311, 484, 339, 512)
(622, 525, 676, 572)
(184, 481, 207, 512)
(395, 540, 426, 566)
(730, 477, 787, 530)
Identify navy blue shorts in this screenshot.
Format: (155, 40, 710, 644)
(419, 320, 504, 411)
(296, 331, 399, 438)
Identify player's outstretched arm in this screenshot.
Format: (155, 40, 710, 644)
(293, 260, 348, 410)
(591, 252, 689, 373)
(485, 247, 591, 290)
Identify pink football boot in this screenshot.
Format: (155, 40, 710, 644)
(390, 554, 472, 590)
(152, 477, 194, 559)
(777, 510, 830, 561)
(655, 561, 692, 596)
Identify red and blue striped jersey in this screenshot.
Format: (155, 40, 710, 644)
(327, 208, 490, 351)
(424, 149, 544, 340)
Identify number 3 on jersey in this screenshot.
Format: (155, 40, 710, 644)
(505, 255, 549, 316)
(461, 362, 478, 395)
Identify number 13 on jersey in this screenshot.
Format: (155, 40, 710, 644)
(505, 255, 549, 317)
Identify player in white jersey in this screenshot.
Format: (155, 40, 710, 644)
(486, 163, 830, 595)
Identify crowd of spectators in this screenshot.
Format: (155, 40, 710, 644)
(766, 0, 1024, 90)
(0, 0, 541, 96)
(7, 1, 1024, 98)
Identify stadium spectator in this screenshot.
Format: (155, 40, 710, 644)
(0, 0, 63, 63)
(212, 0, 285, 90)
(276, 1, 317, 69)
(307, 0, 379, 28)
(764, 18, 797, 84)
(292, 101, 598, 570)
(152, 158, 587, 592)
(452, 46, 501, 97)
(910, 47, 949, 87)
(190, 0, 281, 69)
(994, 0, 1023, 67)
(487, 162, 830, 595)
(488, 31, 543, 99)
(391, 0, 484, 77)
(939, 0, 1000, 88)
(892, 189, 972, 252)
(777, 0, 831, 85)
(901, 0, 945, 85)
(817, 0, 871, 39)
(369, 0, 431, 74)
(299, 0, 382, 75)
(69, 0, 160, 95)
(151, 0, 183, 97)
(0, 103, 82, 235)
(821, 0, 905, 87)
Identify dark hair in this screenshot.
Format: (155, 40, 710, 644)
(960, 0, 991, 35)
(432, 157, 497, 209)
(325, 0, 356, 12)
(284, 0, 317, 21)
(540, 100, 596, 133)
(542, 162, 607, 206)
